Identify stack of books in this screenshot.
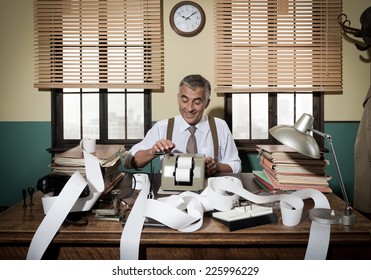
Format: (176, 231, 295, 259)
(254, 145, 332, 193)
(50, 144, 126, 194)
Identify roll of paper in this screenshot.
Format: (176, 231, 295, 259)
(175, 168, 191, 183)
(177, 156, 193, 168)
(80, 138, 96, 153)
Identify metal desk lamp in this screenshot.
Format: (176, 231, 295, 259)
(269, 113, 356, 226)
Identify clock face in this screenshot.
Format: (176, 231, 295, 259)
(170, 2, 205, 37)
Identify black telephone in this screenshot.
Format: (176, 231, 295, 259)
(37, 173, 90, 198)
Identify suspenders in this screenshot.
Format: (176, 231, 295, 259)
(166, 117, 219, 162)
(166, 117, 175, 141)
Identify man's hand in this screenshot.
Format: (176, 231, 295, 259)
(151, 139, 175, 155)
(130, 139, 175, 169)
(205, 156, 219, 176)
(204, 156, 233, 175)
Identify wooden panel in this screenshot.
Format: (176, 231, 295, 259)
(145, 246, 307, 260)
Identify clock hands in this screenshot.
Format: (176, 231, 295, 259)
(182, 11, 196, 21)
(185, 12, 196, 20)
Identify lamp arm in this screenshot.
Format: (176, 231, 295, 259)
(310, 129, 352, 215)
(310, 128, 327, 139)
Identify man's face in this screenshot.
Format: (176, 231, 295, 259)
(178, 84, 210, 126)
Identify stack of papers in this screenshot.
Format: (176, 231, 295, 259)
(51, 145, 126, 194)
(254, 145, 332, 193)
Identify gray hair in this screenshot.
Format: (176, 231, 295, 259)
(178, 74, 211, 101)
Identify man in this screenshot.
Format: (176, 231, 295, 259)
(124, 74, 241, 175)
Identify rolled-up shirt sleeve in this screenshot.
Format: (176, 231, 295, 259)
(216, 119, 242, 173)
(124, 120, 167, 169)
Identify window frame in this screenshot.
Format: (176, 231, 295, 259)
(50, 88, 152, 153)
(225, 92, 324, 152)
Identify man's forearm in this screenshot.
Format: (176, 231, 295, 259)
(130, 149, 155, 169)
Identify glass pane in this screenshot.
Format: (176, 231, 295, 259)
(232, 94, 249, 139)
(277, 94, 294, 125)
(82, 88, 99, 93)
(251, 94, 268, 139)
(63, 88, 80, 93)
(82, 94, 100, 140)
(108, 94, 126, 139)
(296, 93, 313, 121)
(127, 94, 144, 139)
(63, 94, 81, 139)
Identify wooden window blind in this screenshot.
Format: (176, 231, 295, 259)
(34, 0, 163, 89)
(215, 0, 342, 93)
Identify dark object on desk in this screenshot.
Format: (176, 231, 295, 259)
(28, 187, 34, 206)
(121, 216, 166, 227)
(36, 173, 90, 198)
(22, 189, 27, 208)
(211, 211, 278, 232)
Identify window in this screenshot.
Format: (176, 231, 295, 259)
(33, 0, 163, 150)
(51, 88, 151, 150)
(225, 92, 324, 149)
(216, 0, 342, 150)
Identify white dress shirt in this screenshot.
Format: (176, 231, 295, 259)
(127, 114, 242, 173)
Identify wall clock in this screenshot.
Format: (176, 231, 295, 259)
(169, 1, 206, 37)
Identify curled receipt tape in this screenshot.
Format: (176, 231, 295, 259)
(27, 151, 104, 260)
(121, 175, 331, 260)
(40, 151, 104, 214)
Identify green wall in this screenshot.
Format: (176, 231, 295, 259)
(0, 121, 360, 207)
(323, 122, 359, 203)
(0, 122, 51, 207)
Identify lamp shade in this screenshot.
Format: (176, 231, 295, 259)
(269, 113, 321, 159)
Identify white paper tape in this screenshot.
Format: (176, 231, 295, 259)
(175, 168, 191, 182)
(292, 188, 331, 260)
(120, 175, 332, 260)
(41, 151, 104, 214)
(120, 174, 150, 260)
(27, 172, 87, 260)
(27, 151, 104, 260)
(41, 191, 102, 214)
(177, 157, 193, 169)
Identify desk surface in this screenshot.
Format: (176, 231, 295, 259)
(1, 173, 371, 260)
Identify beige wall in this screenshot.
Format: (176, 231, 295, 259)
(0, 0, 50, 121)
(1, 0, 370, 122)
(325, 0, 371, 121)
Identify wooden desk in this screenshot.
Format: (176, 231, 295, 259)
(1, 174, 371, 260)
